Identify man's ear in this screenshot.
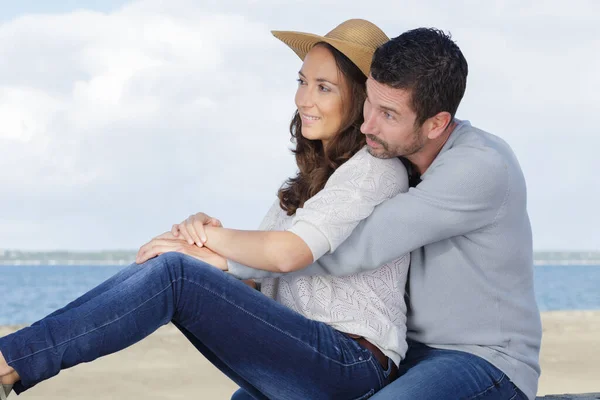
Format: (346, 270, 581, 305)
(425, 112, 452, 140)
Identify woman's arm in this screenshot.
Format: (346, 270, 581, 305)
(203, 226, 314, 273)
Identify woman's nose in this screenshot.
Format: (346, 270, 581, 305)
(295, 86, 315, 108)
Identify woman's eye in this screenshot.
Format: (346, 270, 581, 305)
(296, 78, 306, 86)
(319, 85, 330, 92)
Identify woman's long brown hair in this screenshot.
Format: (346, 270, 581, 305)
(278, 43, 368, 216)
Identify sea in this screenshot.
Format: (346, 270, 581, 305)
(1, 264, 600, 325)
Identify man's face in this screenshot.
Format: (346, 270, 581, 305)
(361, 77, 426, 159)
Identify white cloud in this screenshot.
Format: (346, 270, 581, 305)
(0, 2, 299, 250)
(0, 0, 598, 251)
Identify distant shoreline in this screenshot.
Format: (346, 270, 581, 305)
(1, 250, 599, 266)
(1, 260, 600, 266)
(0, 260, 133, 266)
(534, 260, 600, 266)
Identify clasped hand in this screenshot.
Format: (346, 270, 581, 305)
(135, 212, 227, 270)
(172, 212, 222, 246)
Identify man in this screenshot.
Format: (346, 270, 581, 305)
(225, 27, 542, 399)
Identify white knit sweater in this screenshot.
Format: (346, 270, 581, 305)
(255, 147, 411, 365)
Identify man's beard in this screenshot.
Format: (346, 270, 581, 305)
(365, 127, 425, 159)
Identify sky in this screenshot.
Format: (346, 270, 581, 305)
(0, 0, 598, 251)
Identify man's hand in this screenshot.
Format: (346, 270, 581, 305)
(172, 212, 222, 247)
(136, 232, 228, 270)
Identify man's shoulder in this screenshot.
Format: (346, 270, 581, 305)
(451, 121, 515, 157)
(436, 121, 520, 177)
(422, 122, 522, 203)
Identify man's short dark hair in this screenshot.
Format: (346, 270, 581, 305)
(371, 28, 468, 126)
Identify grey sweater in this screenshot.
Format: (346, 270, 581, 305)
(229, 120, 542, 399)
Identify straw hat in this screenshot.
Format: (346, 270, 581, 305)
(272, 19, 389, 78)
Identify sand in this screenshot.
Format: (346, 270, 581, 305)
(0, 324, 239, 399)
(1, 310, 598, 399)
(536, 311, 600, 396)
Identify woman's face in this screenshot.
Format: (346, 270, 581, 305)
(295, 45, 348, 147)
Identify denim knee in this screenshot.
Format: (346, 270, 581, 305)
(148, 252, 188, 277)
(230, 388, 257, 400)
(150, 252, 217, 285)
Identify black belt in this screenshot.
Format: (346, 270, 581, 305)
(345, 333, 398, 382)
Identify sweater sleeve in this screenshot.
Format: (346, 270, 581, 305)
(311, 146, 511, 275)
(288, 146, 409, 260)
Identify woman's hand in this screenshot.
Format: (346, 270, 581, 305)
(172, 212, 222, 247)
(136, 232, 228, 270)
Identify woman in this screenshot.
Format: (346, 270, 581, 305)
(0, 19, 409, 400)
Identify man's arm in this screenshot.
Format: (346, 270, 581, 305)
(228, 147, 510, 279)
(206, 149, 407, 274)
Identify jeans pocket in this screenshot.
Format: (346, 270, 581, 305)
(351, 388, 375, 400)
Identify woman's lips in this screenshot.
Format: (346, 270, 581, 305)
(300, 114, 320, 125)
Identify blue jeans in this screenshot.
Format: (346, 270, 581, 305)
(233, 341, 528, 400)
(0, 252, 391, 399)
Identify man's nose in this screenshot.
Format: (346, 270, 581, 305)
(361, 109, 377, 135)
